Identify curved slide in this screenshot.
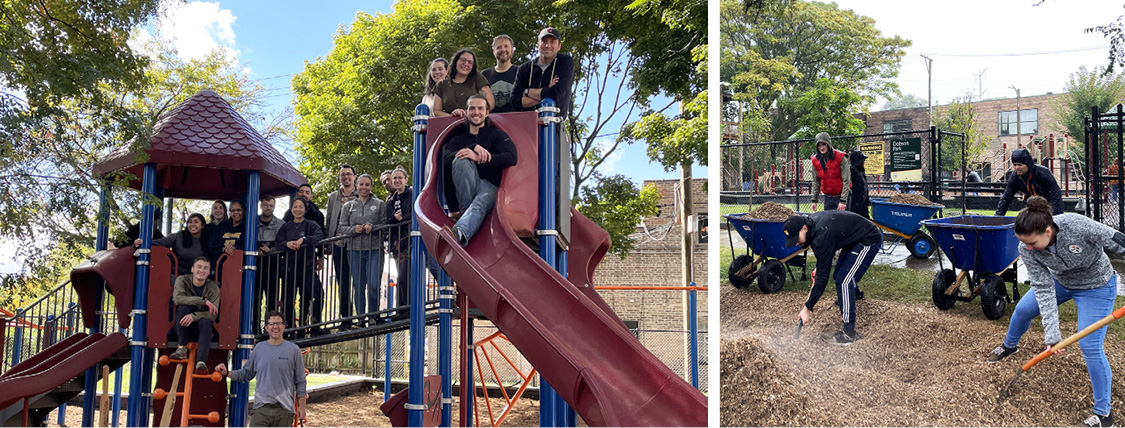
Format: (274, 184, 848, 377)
(0, 332, 128, 423)
(416, 114, 706, 426)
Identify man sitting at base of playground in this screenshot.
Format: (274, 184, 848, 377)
(442, 94, 518, 246)
(170, 256, 220, 373)
(216, 311, 307, 427)
(995, 148, 1064, 216)
(786, 211, 882, 345)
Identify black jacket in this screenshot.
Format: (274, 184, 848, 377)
(846, 151, 870, 219)
(510, 54, 574, 116)
(996, 149, 1063, 215)
(387, 185, 413, 254)
(442, 125, 518, 212)
(802, 210, 882, 311)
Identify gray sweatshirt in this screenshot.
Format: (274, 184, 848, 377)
(1021, 213, 1125, 345)
(339, 195, 386, 251)
(325, 187, 358, 248)
(228, 339, 307, 413)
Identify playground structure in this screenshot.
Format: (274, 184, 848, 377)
(0, 91, 706, 427)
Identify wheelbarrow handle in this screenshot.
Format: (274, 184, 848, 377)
(1021, 305, 1125, 371)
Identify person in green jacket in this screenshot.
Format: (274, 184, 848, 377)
(169, 256, 220, 372)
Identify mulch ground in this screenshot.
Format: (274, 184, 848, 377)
(742, 202, 795, 221)
(720, 285, 1125, 427)
(887, 192, 942, 206)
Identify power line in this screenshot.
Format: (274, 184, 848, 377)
(928, 45, 1108, 57)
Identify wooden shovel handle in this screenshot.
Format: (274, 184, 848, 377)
(1022, 305, 1125, 371)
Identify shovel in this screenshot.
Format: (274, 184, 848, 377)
(795, 318, 804, 339)
(1000, 304, 1125, 399)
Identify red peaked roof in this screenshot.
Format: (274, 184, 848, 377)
(93, 90, 306, 200)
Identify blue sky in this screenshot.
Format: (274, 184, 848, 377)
(146, 0, 706, 185)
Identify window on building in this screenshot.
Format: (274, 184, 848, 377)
(883, 119, 912, 133)
(998, 109, 1038, 136)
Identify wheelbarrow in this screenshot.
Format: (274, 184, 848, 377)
(870, 198, 943, 259)
(725, 213, 808, 293)
(920, 215, 1023, 320)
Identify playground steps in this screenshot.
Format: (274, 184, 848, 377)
(0, 333, 129, 426)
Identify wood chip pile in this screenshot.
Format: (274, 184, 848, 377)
(886, 192, 941, 206)
(741, 202, 795, 221)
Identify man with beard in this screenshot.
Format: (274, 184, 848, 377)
(482, 34, 516, 113)
(442, 95, 518, 246)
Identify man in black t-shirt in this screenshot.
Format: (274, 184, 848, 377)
(482, 34, 516, 114)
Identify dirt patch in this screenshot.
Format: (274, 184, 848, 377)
(742, 202, 796, 221)
(720, 285, 1125, 427)
(45, 389, 552, 427)
(886, 192, 941, 206)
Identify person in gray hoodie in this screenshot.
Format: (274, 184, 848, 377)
(985, 196, 1125, 427)
(339, 174, 386, 325)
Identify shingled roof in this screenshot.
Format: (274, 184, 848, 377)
(93, 90, 306, 200)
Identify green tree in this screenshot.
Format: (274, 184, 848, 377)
(1050, 66, 1125, 163)
(881, 93, 927, 111)
(788, 78, 866, 146)
(932, 95, 989, 174)
(575, 174, 659, 258)
(1084, 4, 1125, 74)
(0, 37, 268, 294)
(720, 0, 910, 141)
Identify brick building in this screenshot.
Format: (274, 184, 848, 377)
(865, 93, 1071, 181)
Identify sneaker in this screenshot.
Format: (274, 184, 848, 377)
(856, 290, 865, 301)
(1084, 413, 1114, 427)
(986, 345, 1019, 363)
(452, 227, 468, 246)
(169, 347, 188, 361)
(195, 361, 208, 373)
(832, 330, 857, 345)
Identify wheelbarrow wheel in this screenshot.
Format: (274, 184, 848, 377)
(908, 232, 936, 259)
(981, 274, 1008, 320)
(758, 259, 787, 294)
(728, 255, 754, 289)
(932, 269, 956, 310)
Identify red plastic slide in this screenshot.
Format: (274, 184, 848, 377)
(416, 114, 707, 426)
(0, 332, 128, 410)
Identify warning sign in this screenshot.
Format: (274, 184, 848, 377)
(858, 142, 884, 174)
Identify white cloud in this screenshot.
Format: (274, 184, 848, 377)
(134, 1, 239, 62)
(596, 137, 625, 176)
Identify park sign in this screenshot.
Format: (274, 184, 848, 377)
(889, 137, 922, 182)
(858, 141, 884, 174)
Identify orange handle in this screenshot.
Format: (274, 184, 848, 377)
(1021, 304, 1125, 371)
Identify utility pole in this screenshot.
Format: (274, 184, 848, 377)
(1010, 85, 1021, 146)
(975, 68, 988, 101)
(921, 54, 933, 126)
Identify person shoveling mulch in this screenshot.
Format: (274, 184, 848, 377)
(886, 192, 940, 206)
(741, 202, 795, 221)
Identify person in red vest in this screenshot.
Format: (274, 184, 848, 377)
(810, 132, 851, 211)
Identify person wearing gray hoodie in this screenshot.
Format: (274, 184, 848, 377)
(985, 196, 1125, 427)
(809, 132, 851, 212)
(339, 174, 386, 324)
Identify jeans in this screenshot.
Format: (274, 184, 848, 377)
(832, 242, 877, 332)
(1002, 276, 1116, 416)
(349, 249, 384, 319)
(174, 305, 212, 363)
(451, 157, 498, 244)
(331, 246, 351, 323)
(821, 195, 840, 210)
(1112, 184, 1120, 203)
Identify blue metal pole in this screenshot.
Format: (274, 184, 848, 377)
(465, 314, 474, 427)
(11, 317, 23, 365)
(112, 328, 125, 427)
(84, 181, 111, 427)
(536, 98, 572, 427)
(408, 104, 430, 426)
(126, 163, 156, 427)
(231, 171, 261, 427)
(384, 330, 392, 397)
(689, 282, 699, 389)
(438, 269, 453, 426)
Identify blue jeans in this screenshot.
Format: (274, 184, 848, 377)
(349, 249, 384, 319)
(1112, 184, 1120, 202)
(451, 157, 498, 244)
(1002, 276, 1117, 416)
(821, 195, 840, 210)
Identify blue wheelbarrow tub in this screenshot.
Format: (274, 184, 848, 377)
(725, 213, 804, 259)
(920, 215, 1020, 273)
(871, 198, 944, 236)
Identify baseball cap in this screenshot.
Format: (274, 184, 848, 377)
(538, 27, 561, 41)
(783, 215, 807, 248)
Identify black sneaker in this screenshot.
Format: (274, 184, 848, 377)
(453, 227, 468, 246)
(169, 346, 188, 361)
(195, 361, 208, 373)
(987, 345, 1019, 363)
(833, 330, 857, 345)
(1084, 413, 1114, 427)
(856, 290, 865, 301)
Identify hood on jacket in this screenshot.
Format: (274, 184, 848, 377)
(814, 132, 835, 154)
(849, 150, 868, 172)
(1011, 148, 1035, 166)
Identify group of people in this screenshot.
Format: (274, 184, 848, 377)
(790, 132, 1125, 426)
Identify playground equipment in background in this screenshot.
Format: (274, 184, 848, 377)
(869, 198, 942, 259)
(922, 215, 1023, 320)
(724, 214, 808, 293)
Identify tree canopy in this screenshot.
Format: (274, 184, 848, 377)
(1050, 66, 1125, 163)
